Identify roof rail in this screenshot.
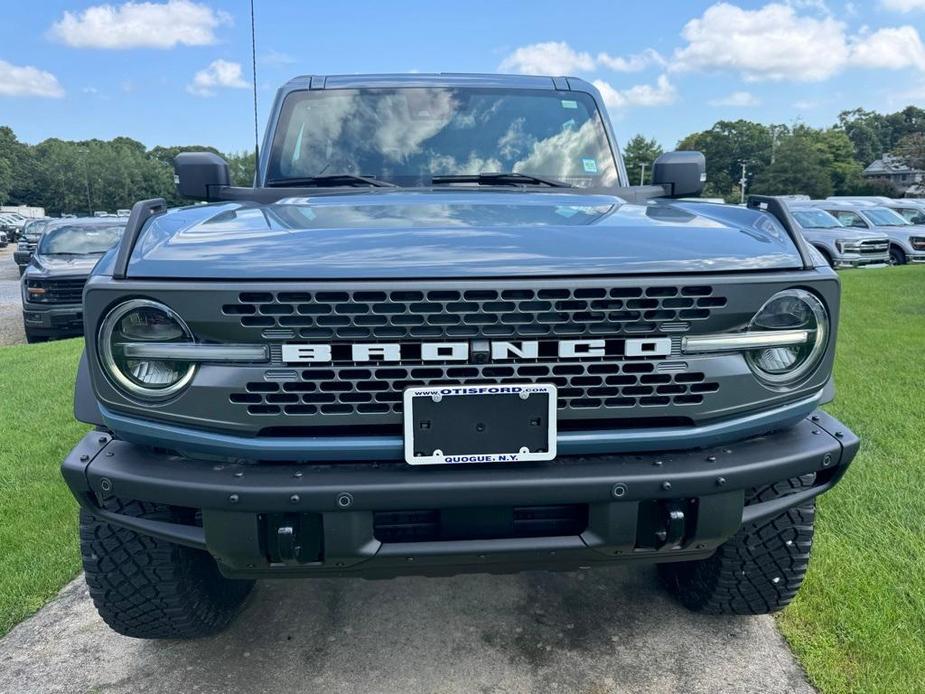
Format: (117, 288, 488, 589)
(746, 195, 814, 270)
(112, 198, 167, 280)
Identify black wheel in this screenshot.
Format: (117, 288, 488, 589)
(24, 331, 47, 344)
(659, 474, 815, 615)
(80, 499, 255, 639)
(889, 246, 906, 266)
(816, 248, 834, 268)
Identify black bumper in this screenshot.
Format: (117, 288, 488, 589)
(22, 302, 84, 338)
(62, 410, 858, 578)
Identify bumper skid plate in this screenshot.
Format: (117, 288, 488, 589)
(62, 410, 858, 578)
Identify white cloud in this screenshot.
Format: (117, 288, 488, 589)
(593, 75, 677, 109)
(187, 59, 249, 96)
(672, 2, 925, 81)
(709, 90, 761, 106)
(849, 26, 925, 70)
(0, 60, 64, 98)
(49, 0, 231, 49)
(880, 0, 925, 11)
(498, 41, 594, 75)
(596, 49, 665, 72)
(793, 99, 821, 110)
(672, 2, 850, 81)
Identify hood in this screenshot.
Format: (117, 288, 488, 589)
(122, 191, 803, 280)
(29, 254, 102, 278)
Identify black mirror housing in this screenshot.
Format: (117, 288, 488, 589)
(174, 152, 231, 201)
(652, 151, 706, 198)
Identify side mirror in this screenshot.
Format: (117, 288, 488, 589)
(174, 152, 231, 201)
(652, 151, 706, 198)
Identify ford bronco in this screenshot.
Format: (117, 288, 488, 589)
(61, 73, 858, 639)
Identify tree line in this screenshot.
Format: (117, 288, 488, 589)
(1, 105, 923, 214)
(0, 127, 255, 216)
(625, 106, 924, 201)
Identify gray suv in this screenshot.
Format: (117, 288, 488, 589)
(788, 205, 888, 268)
(60, 73, 858, 640)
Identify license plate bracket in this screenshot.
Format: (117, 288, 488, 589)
(403, 383, 557, 465)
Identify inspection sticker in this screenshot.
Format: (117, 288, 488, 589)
(581, 157, 599, 174)
(561, 99, 578, 109)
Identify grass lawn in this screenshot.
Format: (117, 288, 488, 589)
(777, 265, 925, 693)
(0, 338, 87, 635)
(0, 268, 922, 693)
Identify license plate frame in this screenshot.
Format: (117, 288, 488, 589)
(403, 383, 557, 465)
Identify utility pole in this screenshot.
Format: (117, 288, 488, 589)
(739, 162, 748, 204)
(639, 162, 647, 186)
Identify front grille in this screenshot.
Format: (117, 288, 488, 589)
(373, 504, 589, 543)
(42, 278, 87, 304)
(858, 240, 889, 255)
(224, 285, 728, 340)
(231, 360, 719, 418)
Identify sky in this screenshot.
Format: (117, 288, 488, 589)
(1, 0, 924, 154)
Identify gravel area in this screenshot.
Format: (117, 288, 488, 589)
(0, 246, 26, 346)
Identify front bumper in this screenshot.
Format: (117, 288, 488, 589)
(62, 409, 858, 578)
(834, 253, 889, 268)
(21, 302, 83, 338)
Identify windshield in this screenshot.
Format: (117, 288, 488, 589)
(38, 223, 125, 255)
(896, 207, 925, 225)
(792, 209, 842, 229)
(268, 87, 619, 188)
(862, 207, 909, 226)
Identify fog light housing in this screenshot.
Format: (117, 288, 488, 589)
(745, 289, 828, 386)
(99, 299, 196, 399)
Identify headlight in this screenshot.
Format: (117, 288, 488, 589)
(835, 239, 860, 253)
(744, 289, 828, 386)
(24, 279, 49, 303)
(912, 236, 925, 251)
(99, 299, 196, 399)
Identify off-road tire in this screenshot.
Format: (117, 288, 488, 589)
(24, 330, 47, 344)
(79, 499, 254, 639)
(659, 474, 815, 614)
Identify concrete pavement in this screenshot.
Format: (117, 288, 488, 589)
(0, 567, 812, 694)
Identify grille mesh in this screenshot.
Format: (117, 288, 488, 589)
(42, 278, 87, 304)
(230, 361, 719, 417)
(224, 285, 728, 340)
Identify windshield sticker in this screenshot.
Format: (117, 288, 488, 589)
(581, 158, 599, 174)
(555, 206, 579, 218)
(561, 99, 578, 109)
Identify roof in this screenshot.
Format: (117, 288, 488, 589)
(44, 216, 127, 229)
(863, 154, 923, 176)
(282, 72, 593, 92)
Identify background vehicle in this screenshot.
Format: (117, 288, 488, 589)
(62, 73, 858, 639)
(812, 201, 925, 265)
(787, 204, 889, 268)
(13, 218, 51, 276)
(21, 217, 127, 343)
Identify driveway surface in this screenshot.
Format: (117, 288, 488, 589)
(0, 246, 26, 345)
(0, 567, 812, 694)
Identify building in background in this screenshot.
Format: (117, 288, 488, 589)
(862, 155, 924, 197)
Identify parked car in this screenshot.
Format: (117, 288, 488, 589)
(812, 201, 925, 265)
(13, 218, 51, 276)
(61, 72, 858, 640)
(826, 196, 925, 226)
(787, 204, 889, 268)
(0, 213, 27, 242)
(21, 218, 127, 343)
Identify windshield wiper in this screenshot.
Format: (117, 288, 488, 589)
(265, 174, 398, 188)
(430, 172, 572, 188)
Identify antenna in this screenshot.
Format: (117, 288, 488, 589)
(249, 0, 259, 185)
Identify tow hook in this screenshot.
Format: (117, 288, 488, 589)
(655, 501, 686, 549)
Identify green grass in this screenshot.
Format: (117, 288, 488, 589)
(0, 338, 88, 635)
(777, 266, 925, 693)
(0, 269, 922, 692)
